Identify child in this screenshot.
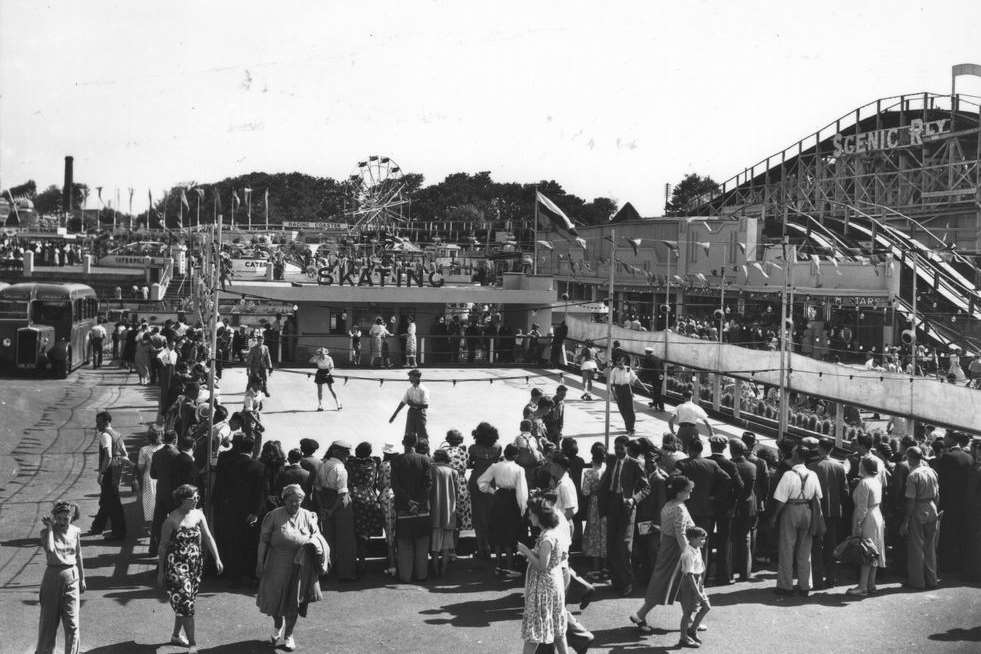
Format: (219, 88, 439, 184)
(678, 526, 711, 648)
(349, 326, 362, 366)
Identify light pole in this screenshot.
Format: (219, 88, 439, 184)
(603, 227, 616, 450)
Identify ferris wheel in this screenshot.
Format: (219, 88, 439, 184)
(346, 156, 409, 231)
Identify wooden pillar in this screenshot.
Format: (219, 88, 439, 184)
(733, 379, 742, 421)
(834, 401, 845, 448)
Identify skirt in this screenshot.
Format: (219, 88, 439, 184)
(489, 488, 524, 548)
(314, 369, 334, 386)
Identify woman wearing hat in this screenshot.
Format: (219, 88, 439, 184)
(256, 484, 321, 651)
(309, 346, 342, 411)
(36, 501, 86, 654)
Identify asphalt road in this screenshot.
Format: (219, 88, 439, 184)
(0, 364, 978, 654)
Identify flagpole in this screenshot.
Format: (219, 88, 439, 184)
(777, 236, 790, 441)
(264, 191, 269, 231)
(247, 192, 252, 231)
(196, 194, 201, 229)
(128, 189, 134, 232)
(205, 215, 222, 519)
(604, 226, 615, 450)
(533, 189, 539, 275)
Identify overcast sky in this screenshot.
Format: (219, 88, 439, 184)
(2, 0, 980, 215)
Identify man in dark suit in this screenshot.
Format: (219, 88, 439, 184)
(598, 435, 650, 595)
(213, 433, 266, 583)
(729, 438, 758, 581)
(742, 431, 770, 568)
(275, 448, 310, 496)
(807, 438, 848, 589)
(705, 435, 744, 585)
(173, 434, 199, 489)
(149, 429, 180, 552)
(934, 431, 973, 574)
(675, 438, 731, 580)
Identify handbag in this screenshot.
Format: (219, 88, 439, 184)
(833, 535, 880, 566)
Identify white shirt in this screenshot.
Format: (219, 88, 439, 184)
(675, 401, 709, 424)
(311, 354, 334, 370)
(89, 325, 107, 340)
(773, 463, 824, 503)
(403, 384, 430, 407)
(609, 367, 638, 385)
(477, 460, 528, 513)
(680, 544, 705, 575)
(554, 473, 579, 516)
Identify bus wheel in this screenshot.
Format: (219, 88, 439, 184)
(53, 349, 70, 379)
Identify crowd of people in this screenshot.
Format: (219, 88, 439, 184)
(0, 234, 88, 267)
(35, 320, 981, 654)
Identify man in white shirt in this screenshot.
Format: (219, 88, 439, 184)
(669, 390, 714, 451)
(769, 443, 824, 596)
(88, 320, 108, 368)
(608, 357, 650, 435)
(389, 368, 430, 444)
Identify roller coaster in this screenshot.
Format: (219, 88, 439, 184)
(686, 92, 981, 354)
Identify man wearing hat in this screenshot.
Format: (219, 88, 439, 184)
(246, 331, 274, 397)
(900, 446, 940, 589)
(638, 346, 664, 412)
(314, 440, 356, 580)
(389, 369, 430, 444)
(769, 443, 823, 596)
(707, 435, 744, 585)
(806, 437, 847, 589)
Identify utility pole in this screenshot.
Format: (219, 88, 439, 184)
(604, 227, 615, 450)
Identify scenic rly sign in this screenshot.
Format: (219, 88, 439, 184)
(832, 118, 951, 156)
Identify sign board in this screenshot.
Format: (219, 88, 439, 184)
(281, 221, 349, 230)
(832, 118, 950, 157)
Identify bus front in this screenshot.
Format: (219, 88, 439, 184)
(0, 297, 52, 371)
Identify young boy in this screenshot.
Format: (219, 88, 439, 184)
(678, 526, 711, 648)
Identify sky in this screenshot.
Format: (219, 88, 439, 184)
(2, 0, 981, 216)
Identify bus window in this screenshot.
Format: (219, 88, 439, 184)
(31, 301, 70, 324)
(0, 300, 28, 318)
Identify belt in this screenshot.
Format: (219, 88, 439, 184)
(678, 422, 697, 427)
(612, 384, 631, 388)
(786, 499, 810, 505)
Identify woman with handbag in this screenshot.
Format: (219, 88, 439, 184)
(847, 457, 886, 596)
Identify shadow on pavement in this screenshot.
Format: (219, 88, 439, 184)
(928, 625, 981, 642)
(419, 591, 523, 627)
(590, 625, 674, 653)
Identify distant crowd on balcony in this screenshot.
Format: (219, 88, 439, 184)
(0, 235, 87, 268)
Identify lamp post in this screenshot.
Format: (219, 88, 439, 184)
(603, 227, 616, 450)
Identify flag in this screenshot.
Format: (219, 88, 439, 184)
(232, 190, 240, 209)
(194, 188, 205, 200)
(752, 261, 769, 279)
(264, 189, 269, 210)
(180, 189, 190, 211)
(741, 264, 749, 278)
(625, 238, 642, 256)
(831, 257, 842, 276)
(685, 217, 718, 233)
(811, 254, 822, 272)
(737, 241, 747, 254)
(694, 272, 708, 284)
(96, 187, 103, 205)
(695, 241, 711, 257)
(660, 240, 679, 253)
(536, 191, 579, 236)
(536, 240, 554, 250)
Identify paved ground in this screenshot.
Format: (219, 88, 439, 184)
(1, 363, 979, 654)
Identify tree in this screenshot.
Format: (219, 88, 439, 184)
(34, 185, 63, 214)
(7, 180, 37, 200)
(665, 173, 719, 216)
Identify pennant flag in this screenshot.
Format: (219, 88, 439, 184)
(685, 217, 718, 233)
(609, 201, 641, 224)
(766, 261, 783, 271)
(147, 188, 153, 210)
(536, 191, 580, 236)
(264, 188, 269, 208)
(694, 272, 708, 283)
(737, 241, 747, 254)
(672, 274, 685, 284)
(536, 240, 554, 250)
(811, 254, 822, 272)
(574, 237, 587, 250)
(660, 240, 679, 253)
(752, 261, 770, 279)
(741, 263, 749, 278)
(625, 238, 642, 256)
(180, 189, 190, 211)
(232, 190, 240, 208)
(96, 187, 103, 205)
(194, 188, 205, 200)
(831, 257, 842, 275)
(695, 241, 711, 257)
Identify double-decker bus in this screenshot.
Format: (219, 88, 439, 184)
(0, 283, 98, 377)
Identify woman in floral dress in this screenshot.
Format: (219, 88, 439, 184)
(378, 446, 398, 575)
(158, 484, 222, 653)
(517, 495, 569, 654)
(440, 430, 472, 551)
(348, 442, 383, 573)
(581, 442, 607, 573)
